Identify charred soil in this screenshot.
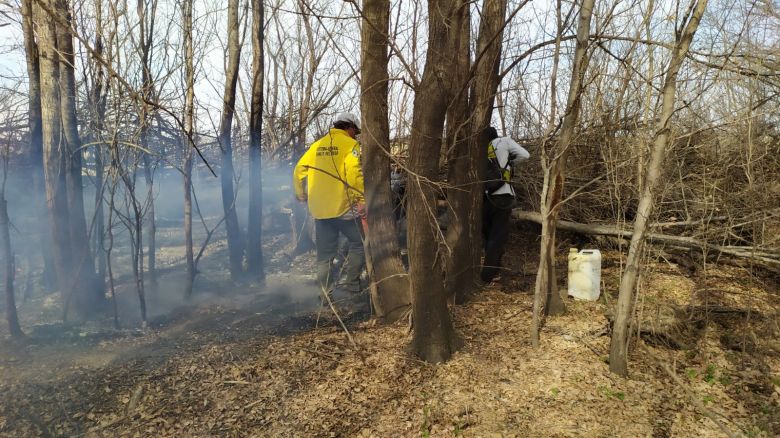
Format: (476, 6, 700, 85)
(1, 227, 779, 437)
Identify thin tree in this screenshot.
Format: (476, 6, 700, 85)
(531, 0, 596, 346)
(1, 135, 23, 338)
(359, 0, 411, 322)
(246, 0, 265, 283)
(182, 0, 196, 297)
(137, 0, 159, 292)
(408, 0, 467, 363)
(219, 0, 245, 281)
(609, 0, 709, 376)
(87, 0, 108, 291)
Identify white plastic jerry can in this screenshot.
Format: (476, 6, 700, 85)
(567, 248, 601, 301)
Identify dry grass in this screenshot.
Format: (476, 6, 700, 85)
(1, 238, 778, 437)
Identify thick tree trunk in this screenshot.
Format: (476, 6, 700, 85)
(219, 0, 245, 281)
(446, 0, 508, 302)
(182, 0, 196, 298)
(531, 0, 595, 345)
(609, 0, 708, 376)
(246, 0, 265, 283)
(22, 0, 56, 291)
(35, 0, 78, 321)
(360, 0, 411, 322)
(54, 0, 101, 318)
(408, 0, 465, 363)
(1, 197, 23, 338)
(444, 4, 473, 301)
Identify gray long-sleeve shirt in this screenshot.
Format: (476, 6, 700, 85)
(489, 136, 530, 196)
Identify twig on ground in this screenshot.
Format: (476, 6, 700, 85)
(654, 355, 743, 438)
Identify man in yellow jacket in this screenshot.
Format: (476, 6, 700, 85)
(293, 112, 365, 296)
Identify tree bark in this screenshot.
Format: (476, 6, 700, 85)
(609, 0, 709, 376)
(137, 0, 158, 292)
(35, 0, 78, 321)
(219, 0, 245, 281)
(246, 0, 265, 283)
(1, 196, 23, 338)
(446, 0, 509, 302)
(90, 0, 107, 291)
(360, 0, 411, 322)
(531, 0, 595, 346)
(21, 0, 56, 291)
(142, 156, 156, 291)
(182, 0, 196, 298)
(444, 2, 473, 301)
(55, 0, 100, 317)
(408, 0, 465, 363)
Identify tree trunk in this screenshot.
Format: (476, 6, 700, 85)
(133, 207, 147, 326)
(1, 196, 23, 338)
(54, 0, 101, 318)
(444, 2, 473, 302)
(408, 0, 465, 363)
(137, 0, 157, 292)
(360, 0, 411, 322)
(446, 0, 509, 302)
(531, 0, 595, 345)
(246, 0, 265, 283)
(94, 146, 106, 288)
(21, 0, 56, 291)
(219, 0, 245, 281)
(91, 0, 107, 291)
(609, 0, 709, 376)
(182, 0, 196, 298)
(35, 0, 78, 321)
(143, 156, 156, 291)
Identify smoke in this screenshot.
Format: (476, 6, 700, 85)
(0, 159, 325, 335)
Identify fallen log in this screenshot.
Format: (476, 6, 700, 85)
(513, 210, 780, 273)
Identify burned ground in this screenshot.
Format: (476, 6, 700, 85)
(1, 222, 779, 437)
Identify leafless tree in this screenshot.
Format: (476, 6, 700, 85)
(530, 0, 596, 346)
(246, 0, 265, 282)
(34, 0, 102, 320)
(1, 103, 23, 338)
(182, 0, 196, 298)
(358, 0, 411, 322)
(407, 0, 468, 363)
(218, 0, 245, 281)
(609, 0, 709, 377)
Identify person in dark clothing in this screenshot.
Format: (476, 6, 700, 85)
(481, 127, 530, 283)
(390, 164, 406, 221)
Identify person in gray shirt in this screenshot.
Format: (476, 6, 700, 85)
(482, 126, 530, 283)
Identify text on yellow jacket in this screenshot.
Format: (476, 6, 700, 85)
(293, 128, 365, 219)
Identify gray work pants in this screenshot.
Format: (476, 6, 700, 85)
(315, 218, 365, 294)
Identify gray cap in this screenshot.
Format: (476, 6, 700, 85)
(334, 112, 361, 131)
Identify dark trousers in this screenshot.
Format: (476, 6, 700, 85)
(315, 218, 365, 293)
(481, 194, 514, 282)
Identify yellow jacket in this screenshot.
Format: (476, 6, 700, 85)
(293, 128, 364, 219)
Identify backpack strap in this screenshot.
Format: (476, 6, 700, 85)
(488, 142, 512, 182)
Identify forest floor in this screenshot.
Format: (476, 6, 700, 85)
(0, 225, 779, 437)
